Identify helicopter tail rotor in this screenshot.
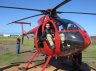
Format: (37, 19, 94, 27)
(22, 34, 24, 44)
(22, 33, 29, 44)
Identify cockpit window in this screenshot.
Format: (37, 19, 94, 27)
(67, 23, 79, 30)
(54, 19, 81, 31)
(75, 23, 85, 31)
(59, 25, 63, 31)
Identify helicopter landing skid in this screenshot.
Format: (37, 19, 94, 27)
(19, 50, 38, 71)
(18, 67, 27, 71)
(18, 50, 52, 71)
(42, 55, 52, 71)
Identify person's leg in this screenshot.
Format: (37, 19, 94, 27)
(18, 44, 20, 54)
(16, 44, 20, 54)
(46, 34, 54, 49)
(60, 33, 65, 48)
(60, 33, 65, 44)
(16, 44, 18, 54)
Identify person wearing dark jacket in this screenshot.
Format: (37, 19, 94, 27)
(40, 23, 55, 49)
(16, 36, 21, 54)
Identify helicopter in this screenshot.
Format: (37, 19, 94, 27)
(0, 0, 96, 71)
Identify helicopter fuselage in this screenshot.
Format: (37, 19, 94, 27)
(33, 16, 91, 56)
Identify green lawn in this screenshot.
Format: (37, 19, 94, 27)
(0, 53, 21, 66)
(0, 36, 96, 68)
(82, 44, 96, 67)
(0, 36, 34, 66)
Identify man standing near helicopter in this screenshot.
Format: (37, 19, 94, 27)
(40, 23, 55, 50)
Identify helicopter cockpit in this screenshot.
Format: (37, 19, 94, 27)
(54, 18, 85, 31)
(54, 18, 85, 54)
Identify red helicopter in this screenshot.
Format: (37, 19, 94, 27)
(0, 0, 96, 71)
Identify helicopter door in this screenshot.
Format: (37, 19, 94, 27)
(37, 25, 44, 48)
(42, 21, 60, 51)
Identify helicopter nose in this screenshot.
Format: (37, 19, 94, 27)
(80, 31, 91, 49)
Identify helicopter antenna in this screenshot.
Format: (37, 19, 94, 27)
(8, 21, 30, 44)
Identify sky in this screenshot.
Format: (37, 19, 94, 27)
(0, 0, 96, 36)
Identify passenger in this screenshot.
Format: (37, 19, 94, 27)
(40, 23, 55, 50)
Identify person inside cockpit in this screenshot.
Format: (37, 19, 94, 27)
(40, 23, 55, 50)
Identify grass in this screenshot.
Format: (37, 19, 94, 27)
(0, 36, 16, 44)
(0, 36, 17, 41)
(0, 52, 21, 66)
(0, 36, 34, 66)
(0, 36, 96, 68)
(83, 45, 96, 57)
(82, 44, 96, 67)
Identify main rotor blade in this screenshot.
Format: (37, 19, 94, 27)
(13, 22, 31, 24)
(57, 12, 96, 15)
(8, 14, 43, 24)
(53, 0, 71, 10)
(0, 6, 44, 12)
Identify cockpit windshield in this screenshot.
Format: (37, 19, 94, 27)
(54, 18, 85, 31)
